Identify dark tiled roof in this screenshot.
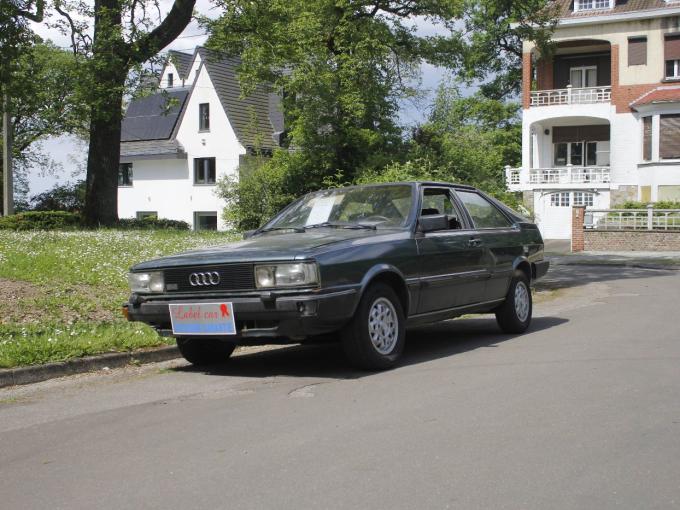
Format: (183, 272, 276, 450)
(630, 85, 680, 109)
(120, 140, 187, 161)
(169, 50, 193, 80)
(552, 0, 676, 19)
(121, 90, 189, 142)
(198, 48, 283, 149)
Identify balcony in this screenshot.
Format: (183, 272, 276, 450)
(506, 166, 611, 191)
(530, 86, 611, 107)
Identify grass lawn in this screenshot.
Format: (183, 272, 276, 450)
(0, 229, 239, 368)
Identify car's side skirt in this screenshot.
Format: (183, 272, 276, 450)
(406, 298, 505, 327)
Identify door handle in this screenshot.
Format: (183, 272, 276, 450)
(468, 238, 482, 247)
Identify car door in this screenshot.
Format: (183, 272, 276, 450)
(454, 189, 523, 302)
(415, 186, 488, 314)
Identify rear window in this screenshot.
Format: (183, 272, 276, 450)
(456, 191, 512, 229)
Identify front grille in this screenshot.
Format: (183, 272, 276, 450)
(163, 264, 255, 292)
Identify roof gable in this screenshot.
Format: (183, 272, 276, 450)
(168, 50, 193, 80)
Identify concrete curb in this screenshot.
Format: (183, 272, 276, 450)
(0, 345, 180, 389)
(550, 259, 680, 271)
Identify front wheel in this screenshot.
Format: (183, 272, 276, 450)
(495, 271, 532, 334)
(176, 338, 236, 366)
(341, 283, 405, 370)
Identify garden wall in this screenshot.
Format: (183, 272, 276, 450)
(583, 230, 680, 251)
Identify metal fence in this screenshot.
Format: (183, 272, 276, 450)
(584, 207, 680, 231)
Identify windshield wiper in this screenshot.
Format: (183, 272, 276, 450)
(304, 222, 377, 231)
(255, 226, 306, 234)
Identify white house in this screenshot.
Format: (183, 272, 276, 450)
(118, 48, 284, 230)
(506, 0, 680, 239)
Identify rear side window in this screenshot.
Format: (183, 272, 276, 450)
(456, 190, 512, 229)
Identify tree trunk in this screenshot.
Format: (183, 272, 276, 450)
(83, 84, 124, 226)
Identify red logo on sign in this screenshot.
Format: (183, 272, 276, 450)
(220, 303, 229, 317)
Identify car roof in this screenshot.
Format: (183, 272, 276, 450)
(311, 181, 478, 192)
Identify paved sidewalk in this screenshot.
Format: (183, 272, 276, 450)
(548, 250, 680, 270)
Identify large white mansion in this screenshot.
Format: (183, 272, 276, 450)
(507, 0, 680, 239)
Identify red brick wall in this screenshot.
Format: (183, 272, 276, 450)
(584, 231, 680, 251)
(523, 53, 532, 110)
(572, 206, 585, 252)
(536, 58, 554, 91)
(610, 43, 666, 113)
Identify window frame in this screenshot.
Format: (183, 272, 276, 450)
(136, 211, 158, 220)
(118, 163, 133, 187)
(573, 192, 594, 207)
(193, 157, 216, 185)
(628, 36, 647, 67)
(550, 192, 571, 207)
(193, 211, 218, 231)
(454, 189, 515, 230)
(167, 72, 174, 88)
(666, 59, 680, 80)
(574, 0, 613, 12)
(199, 103, 210, 132)
(419, 187, 470, 231)
(569, 66, 598, 88)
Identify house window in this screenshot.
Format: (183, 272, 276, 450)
(573, 192, 594, 207)
(194, 211, 218, 231)
(569, 66, 597, 88)
(665, 35, 680, 79)
(118, 163, 133, 187)
(199, 103, 210, 131)
(574, 0, 613, 11)
(550, 192, 570, 207)
(628, 37, 647, 66)
(660, 114, 680, 160)
(194, 157, 216, 184)
(643, 117, 652, 161)
(136, 211, 158, 220)
(167, 73, 174, 88)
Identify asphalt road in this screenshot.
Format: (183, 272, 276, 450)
(1, 265, 679, 510)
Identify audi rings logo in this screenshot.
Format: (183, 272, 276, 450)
(189, 271, 221, 286)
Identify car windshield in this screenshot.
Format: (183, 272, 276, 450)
(264, 185, 414, 231)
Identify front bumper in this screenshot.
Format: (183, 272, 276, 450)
(125, 288, 359, 342)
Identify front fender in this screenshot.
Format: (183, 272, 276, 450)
(349, 264, 411, 317)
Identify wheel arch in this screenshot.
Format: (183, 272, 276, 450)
(513, 257, 532, 283)
(355, 265, 410, 317)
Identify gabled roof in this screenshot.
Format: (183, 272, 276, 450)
(551, 0, 676, 20)
(630, 85, 680, 110)
(197, 48, 283, 150)
(121, 90, 189, 142)
(168, 50, 193, 80)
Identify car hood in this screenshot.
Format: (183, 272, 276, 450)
(132, 228, 403, 270)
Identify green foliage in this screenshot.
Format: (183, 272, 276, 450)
(0, 211, 82, 230)
(30, 180, 86, 212)
(615, 200, 680, 209)
(116, 217, 190, 230)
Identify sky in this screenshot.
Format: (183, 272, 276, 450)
(26, 2, 454, 196)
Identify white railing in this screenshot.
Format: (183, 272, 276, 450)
(505, 166, 610, 187)
(584, 207, 680, 231)
(530, 85, 612, 107)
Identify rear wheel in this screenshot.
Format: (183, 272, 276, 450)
(495, 270, 532, 334)
(341, 283, 405, 370)
(176, 338, 236, 366)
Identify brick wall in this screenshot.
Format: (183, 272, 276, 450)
(584, 231, 680, 251)
(572, 206, 585, 252)
(523, 53, 532, 110)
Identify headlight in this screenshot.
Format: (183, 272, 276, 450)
(254, 262, 319, 289)
(128, 271, 164, 293)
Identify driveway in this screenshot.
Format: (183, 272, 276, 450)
(1, 265, 679, 509)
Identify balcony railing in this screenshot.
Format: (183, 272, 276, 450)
(530, 86, 612, 107)
(585, 208, 680, 231)
(505, 166, 611, 187)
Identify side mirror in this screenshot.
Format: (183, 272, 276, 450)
(418, 214, 449, 233)
(243, 229, 256, 239)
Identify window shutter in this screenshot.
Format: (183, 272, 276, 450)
(628, 37, 647, 66)
(553, 125, 610, 143)
(643, 117, 652, 161)
(660, 114, 680, 160)
(665, 34, 680, 61)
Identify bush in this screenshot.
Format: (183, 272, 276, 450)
(30, 180, 86, 212)
(0, 211, 83, 230)
(116, 217, 190, 230)
(617, 200, 680, 209)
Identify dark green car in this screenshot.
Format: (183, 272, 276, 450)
(125, 182, 548, 369)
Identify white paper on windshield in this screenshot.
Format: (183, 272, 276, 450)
(305, 196, 337, 226)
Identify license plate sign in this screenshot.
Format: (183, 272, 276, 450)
(169, 303, 236, 336)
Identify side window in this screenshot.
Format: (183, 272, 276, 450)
(456, 190, 512, 229)
(421, 188, 464, 229)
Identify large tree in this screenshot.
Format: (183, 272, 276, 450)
(205, 0, 464, 186)
(53, 0, 196, 225)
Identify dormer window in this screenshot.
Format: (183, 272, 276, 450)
(167, 73, 174, 88)
(574, 0, 614, 11)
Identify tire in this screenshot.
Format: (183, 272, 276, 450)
(495, 270, 532, 334)
(176, 337, 236, 366)
(341, 283, 406, 370)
